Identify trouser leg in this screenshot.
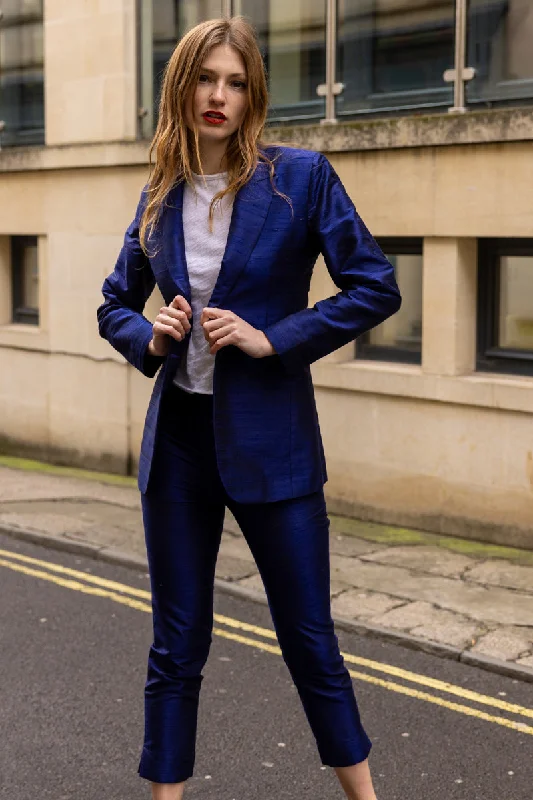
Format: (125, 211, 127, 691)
(138, 386, 225, 783)
(229, 490, 372, 767)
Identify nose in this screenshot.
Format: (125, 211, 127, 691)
(210, 80, 226, 104)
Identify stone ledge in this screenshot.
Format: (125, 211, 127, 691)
(312, 360, 533, 415)
(1, 107, 532, 173)
(265, 106, 533, 152)
(0, 140, 149, 173)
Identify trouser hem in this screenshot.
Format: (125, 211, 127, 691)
(138, 748, 194, 784)
(320, 736, 372, 768)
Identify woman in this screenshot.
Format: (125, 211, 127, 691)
(97, 16, 401, 800)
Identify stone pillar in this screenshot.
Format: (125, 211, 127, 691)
(422, 237, 477, 376)
(0, 237, 11, 325)
(44, 0, 138, 145)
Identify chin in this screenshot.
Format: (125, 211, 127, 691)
(199, 128, 233, 144)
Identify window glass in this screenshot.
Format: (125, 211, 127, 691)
(498, 255, 533, 350)
(467, 1, 533, 104)
(237, 0, 326, 121)
(140, 1, 223, 135)
(12, 237, 39, 325)
(359, 242, 423, 363)
(0, 0, 44, 146)
(337, 0, 455, 116)
(153, 0, 222, 105)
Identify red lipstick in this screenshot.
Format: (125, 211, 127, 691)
(202, 110, 227, 125)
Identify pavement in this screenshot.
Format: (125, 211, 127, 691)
(1, 455, 533, 683)
(3, 535, 532, 800)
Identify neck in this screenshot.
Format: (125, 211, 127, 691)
(194, 138, 228, 175)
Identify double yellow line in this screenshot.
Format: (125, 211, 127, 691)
(1, 546, 532, 736)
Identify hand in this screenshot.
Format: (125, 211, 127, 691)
(148, 295, 192, 357)
(200, 307, 275, 358)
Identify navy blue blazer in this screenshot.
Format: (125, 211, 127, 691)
(97, 147, 401, 502)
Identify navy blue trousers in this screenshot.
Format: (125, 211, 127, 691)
(138, 383, 371, 783)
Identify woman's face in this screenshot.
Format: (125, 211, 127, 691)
(187, 44, 248, 147)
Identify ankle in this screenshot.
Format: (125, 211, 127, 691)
(151, 781, 186, 800)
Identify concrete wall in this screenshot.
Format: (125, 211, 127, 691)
(1, 2, 533, 547)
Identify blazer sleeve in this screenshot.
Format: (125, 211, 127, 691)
(263, 154, 402, 374)
(96, 190, 165, 378)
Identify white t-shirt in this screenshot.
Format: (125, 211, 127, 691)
(173, 171, 233, 395)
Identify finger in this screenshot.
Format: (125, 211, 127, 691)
(209, 332, 236, 354)
(155, 317, 186, 339)
(202, 307, 225, 319)
(171, 295, 192, 318)
(202, 317, 227, 332)
(157, 314, 186, 334)
(154, 322, 186, 342)
(208, 325, 234, 344)
(163, 306, 192, 331)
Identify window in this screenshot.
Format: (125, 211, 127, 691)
(237, 0, 326, 121)
(467, 0, 533, 105)
(140, 1, 533, 133)
(357, 238, 423, 364)
(0, 0, 45, 147)
(337, 0, 455, 116)
(478, 239, 533, 375)
(11, 236, 39, 325)
(139, 1, 223, 137)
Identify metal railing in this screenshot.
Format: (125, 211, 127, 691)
(225, 0, 477, 124)
(317, 0, 475, 123)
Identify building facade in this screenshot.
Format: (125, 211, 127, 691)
(1, 1, 533, 547)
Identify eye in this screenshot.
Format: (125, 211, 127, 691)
(198, 74, 210, 83)
(232, 81, 247, 90)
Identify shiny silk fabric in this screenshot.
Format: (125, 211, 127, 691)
(138, 384, 372, 783)
(97, 147, 401, 504)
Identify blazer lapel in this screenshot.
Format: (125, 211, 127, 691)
(155, 164, 272, 308)
(208, 165, 272, 309)
(157, 181, 191, 303)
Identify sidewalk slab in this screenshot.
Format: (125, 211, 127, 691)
(331, 590, 404, 620)
(360, 545, 474, 577)
(470, 627, 533, 661)
(464, 560, 533, 592)
(330, 556, 533, 626)
(366, 600, 483, 648)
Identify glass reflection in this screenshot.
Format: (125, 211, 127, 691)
(337, 0, 455, 115)
(237, 0, 326, 121)
(153, 0, 222, 108)
(468, 0, 533, 103)
(499, 255, 533, 350)
(0, 0, 44, 146)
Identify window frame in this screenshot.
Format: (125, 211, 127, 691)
(477, 238, 533, 376)
(357, 237, 423, 366)
(11, 235, 39, 326)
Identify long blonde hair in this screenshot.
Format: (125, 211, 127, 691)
(140, 16, 283, 252)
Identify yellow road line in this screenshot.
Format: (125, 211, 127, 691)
(0, 558, 152, 614)
(0, 547, 152, 600)
(213, 628, 533, 737)
(1, 548, 533, 726)
(214, 613, 533, 721)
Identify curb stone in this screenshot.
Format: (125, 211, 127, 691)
(2, 522, 533, 685)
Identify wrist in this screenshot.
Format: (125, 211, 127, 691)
(147, 338, 166, 358)
(261, 332, 276, 357)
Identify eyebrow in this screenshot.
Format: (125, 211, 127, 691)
(200, 67, 247, 79)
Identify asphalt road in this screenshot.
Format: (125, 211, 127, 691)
(1, 532, 532, 800)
